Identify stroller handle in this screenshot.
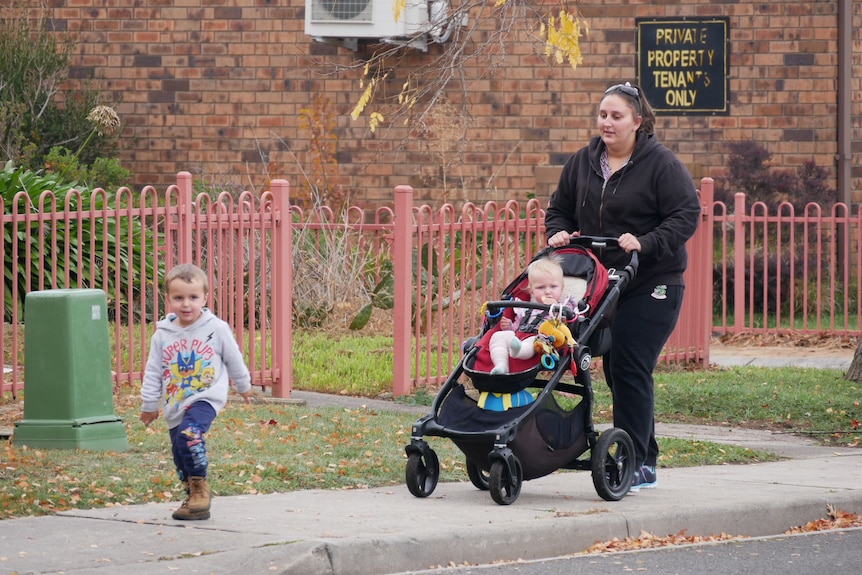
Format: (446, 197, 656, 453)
(568, 235, 620, 250)
(565, 235, 639, 281)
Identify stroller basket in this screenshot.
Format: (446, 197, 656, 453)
(437, 384, 589, 481)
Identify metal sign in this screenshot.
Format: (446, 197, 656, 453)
(636, 17, 730, 115)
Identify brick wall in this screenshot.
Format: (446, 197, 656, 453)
(42, 0, 860, 208)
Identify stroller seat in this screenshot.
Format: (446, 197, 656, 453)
(462, 245, 610, 404)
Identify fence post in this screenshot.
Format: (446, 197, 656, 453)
(733, 192, 747, 331)
(176, 172, 194, 265)
(699, 177, 715, 364)
(270, 179, 292, 398)
(393, 186, 414, 397)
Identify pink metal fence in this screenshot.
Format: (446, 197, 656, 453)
(662, 178, 714, 364)
(392, 178, 716, 394)
(394, 193, 549, 394)
(5, 173, 856, 400)
(2, 172, 292, 398)
(712, 192, 862, 336)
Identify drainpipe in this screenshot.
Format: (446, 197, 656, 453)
(838, 0, 851, 205)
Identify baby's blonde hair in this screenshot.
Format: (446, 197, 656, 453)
(527, 255, 564, 284)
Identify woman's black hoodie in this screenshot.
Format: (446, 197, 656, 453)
(544, 133, 701, 296)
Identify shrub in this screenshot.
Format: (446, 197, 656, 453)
(712, 142, 840, 321)
(1, 162, 156, 323)
(716, 141, 838, 211)
(29, 89, 121, 171)
(714, 246, 857, 322)
(86, 157, 132, 191)
(43, 146, 131, 191)
(0, 4, 73, 163)
(1, 5, 124, 179)
(715, 249, 796, 318)
(43, 146, 87, 184)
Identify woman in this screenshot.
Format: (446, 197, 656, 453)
(545, 82, 701, 492)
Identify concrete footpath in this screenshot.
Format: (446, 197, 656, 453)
(2, 350, 861, 575)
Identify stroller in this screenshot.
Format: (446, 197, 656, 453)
(404, 236, 638, 505)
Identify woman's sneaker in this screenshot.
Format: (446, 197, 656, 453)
(629, 465, 657, 493)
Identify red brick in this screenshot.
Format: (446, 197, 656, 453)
(40, 0, 858, 206)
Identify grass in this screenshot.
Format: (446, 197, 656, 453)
(2, 331, 860, 521)
(1, 398, 432, 519)
(0, 388, 776, 521)
(293, 332, 448, 394)
(293, 333, 394, 393)
(224, 334, 862, 442)
(654, 365, 861, 438)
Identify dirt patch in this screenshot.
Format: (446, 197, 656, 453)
(714, 332, 858, 351)
(712, 343, 855, 359)
(710, 334, 858, 362)
(0, 398, 24, 430)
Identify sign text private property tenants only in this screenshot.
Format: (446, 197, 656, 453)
(636, 17, 730, 115)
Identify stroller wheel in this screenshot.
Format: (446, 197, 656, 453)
(591, 427, 635, 501)
(406, 450, 439, 498)
(489, 457, 523, 505)
(466, 459, 490, 491)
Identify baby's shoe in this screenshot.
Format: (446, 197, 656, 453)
(490, 365, 507, 375)
(508, 337, 522, 355)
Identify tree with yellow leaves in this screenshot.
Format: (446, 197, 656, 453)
(347, 1, 588, 136)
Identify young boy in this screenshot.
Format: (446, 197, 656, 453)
(140, 263, 253, 520)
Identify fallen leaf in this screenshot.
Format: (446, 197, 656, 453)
(786, 505, 862, 533)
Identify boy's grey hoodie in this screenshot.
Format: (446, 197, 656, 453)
(141, 309, 251, 429)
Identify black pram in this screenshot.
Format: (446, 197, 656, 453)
(404, 236, 638, 505)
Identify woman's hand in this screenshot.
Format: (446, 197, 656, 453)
(618, 232, 641, 253)
(548, 230, 579, 247)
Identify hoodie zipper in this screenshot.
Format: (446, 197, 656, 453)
(598, 178, 608, 232)
(595, 159, 632, 235)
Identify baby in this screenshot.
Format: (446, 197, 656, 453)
(488, 256, 575, 374)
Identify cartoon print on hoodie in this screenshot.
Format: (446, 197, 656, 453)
(141, 309, 252, 429)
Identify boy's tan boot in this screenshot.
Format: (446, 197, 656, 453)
(188, 476, 211, 513)
(172, 477, 210, 520)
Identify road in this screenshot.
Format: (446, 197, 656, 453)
(397, 527, 862, 575)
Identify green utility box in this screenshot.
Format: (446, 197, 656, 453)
(13, 289, 129, 451)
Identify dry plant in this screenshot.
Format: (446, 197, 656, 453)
(421, 98, 475, 204)
(236, 99, 372, 331)
(297, 94, 348, 211)
(291, 211, 373, 329)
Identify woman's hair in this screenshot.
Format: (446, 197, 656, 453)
(165, 263, 209, 294)
(602, 83, 656, 135)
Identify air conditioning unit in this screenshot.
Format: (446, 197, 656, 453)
(305, 0, 430, 40)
